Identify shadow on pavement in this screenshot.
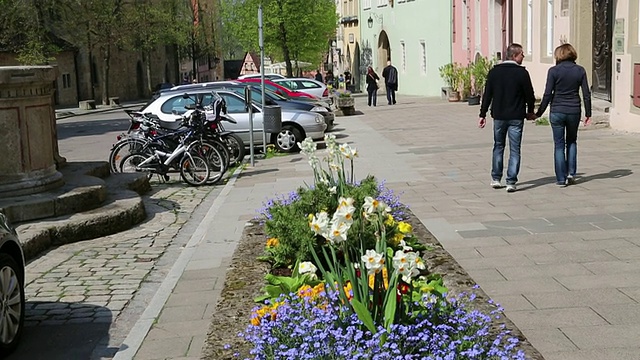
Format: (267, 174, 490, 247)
(57, 119, 130, 140)
(519, 169, 633, 191)
(7, 302, 115, 360)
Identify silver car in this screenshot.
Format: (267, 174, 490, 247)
(0, 212, 25, 356)
(273, 78, 329, 102)
(140, 89, 326, 152)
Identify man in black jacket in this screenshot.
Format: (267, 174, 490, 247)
(382, 61, 398, 105)
(478, 43, 535, 193)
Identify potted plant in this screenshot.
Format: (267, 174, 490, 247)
(438, 63, 460, 102)
(334, 89, 356, 115)
(468, 56, 495, 106)
(459, 64, 472, 102)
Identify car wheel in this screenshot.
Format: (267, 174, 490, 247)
(0, 253, 24, 355)
(273, 125, 302, 153)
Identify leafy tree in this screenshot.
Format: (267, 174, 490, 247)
(222, 0, 336, 77)
(52, 0, 130, 104)
(124, 0, 185, 94)
(0, 0, 63, 64)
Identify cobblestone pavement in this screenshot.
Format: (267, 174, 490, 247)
(13, 178, 220, 359)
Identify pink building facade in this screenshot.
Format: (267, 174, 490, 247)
(452, 0, 509, 65)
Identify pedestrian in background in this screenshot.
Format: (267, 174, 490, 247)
(382, 60, 398, 105)
(366, 66, 380, 107)
(535, 43, 592, 186)
(478, 43, 536, 193)
(315, 70, 323, 83)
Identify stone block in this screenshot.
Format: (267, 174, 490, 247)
(79, 100, 96, 110)
(108, 97, 120, 107)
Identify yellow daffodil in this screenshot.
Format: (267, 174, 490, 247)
(384, 214, 395, 226)
(398, 222, 412, 234)
(266, 238, 279, 247)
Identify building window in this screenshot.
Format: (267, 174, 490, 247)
(560, 0, 569, 17)
(420, 41, 426, 75)
(462, 0, 468, 50)
(363, 0, 371, 10)
(475, 0, 481, 50)
(546, 0, 554, 56)
(62, 73, 71, 89)
(377, 0, 386, 7)
(400, 41, 406, 73)
(526, 0, 533, 55)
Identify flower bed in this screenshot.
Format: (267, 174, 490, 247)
(202, 135, 543, 360)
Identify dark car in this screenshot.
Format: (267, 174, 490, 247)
(0, 212, 25, 356)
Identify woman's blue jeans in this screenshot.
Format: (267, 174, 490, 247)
(492, 119, 524, 185)
(549, 112, 581, 184)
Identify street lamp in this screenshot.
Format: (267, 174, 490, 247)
(367, 13, 383, 29)
(330, 40, 337, 72)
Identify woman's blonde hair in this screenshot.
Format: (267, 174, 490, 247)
(554, 43, 578, 62)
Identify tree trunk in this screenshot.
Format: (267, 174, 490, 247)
(191, 34, 197, 81)
(145, 50, 152, 96)
(278, 21, 293, 77)
(101, 44, 110, 105)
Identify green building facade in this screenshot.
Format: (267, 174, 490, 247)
(359, 0, 452, 97)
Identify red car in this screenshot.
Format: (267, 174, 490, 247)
(236, 78, 318, 100)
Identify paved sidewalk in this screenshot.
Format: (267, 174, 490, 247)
(119, 96, 640, 360)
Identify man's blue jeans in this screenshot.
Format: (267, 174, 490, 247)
(386, 85, 396, 105)
(492, 119, 524, 185)
(549, 112, 581, 184)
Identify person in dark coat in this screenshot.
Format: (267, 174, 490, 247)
(478, 43, 536, 193)
(382, 60, 398, 105)
(535, 43, 592, 186)
(315, 70, 323, 83)
(366, 66, 380, 107)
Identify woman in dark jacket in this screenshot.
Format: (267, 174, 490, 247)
(366, 66, 380, 106)
(535, 43, 592, 186)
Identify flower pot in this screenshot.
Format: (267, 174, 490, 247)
(337, 97, 355, 108)
(467, 95, 481, 106)
(448, 91, 460, 102)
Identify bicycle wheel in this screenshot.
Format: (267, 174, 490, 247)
(119, 153, 149, 173)
(109, 138, 147, 173)
(196, 142, 226, 185)
(222, 133, 245, 166)
(179, 154, 210, 186)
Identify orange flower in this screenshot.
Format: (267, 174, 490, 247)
(368, 267, 389, 290)
(266, 237, 279, 247)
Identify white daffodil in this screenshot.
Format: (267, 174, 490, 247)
(339, 143, 358, 160)
(392, 250, 410, 270)
(308, 154, 320, 169)
(309, 212, 329, 235)
(363, 196, 379, 214)
(413, 255, 426, 270)
(328, 186, 337, 194)
(298, 137, 317, 157)
(298, 261, 318, 279)
(361, 249, 385, 275)
(401, 264, 420, 283)
(324, 133, 337, 145)
(327, 221, 349, 244)
(333, 204, 355, 225)
(399, 240, 413, 252)
(319, 177, 330, 186)
(338, 197, 355, 208)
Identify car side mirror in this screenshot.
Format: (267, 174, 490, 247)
(182, 93, 190, 99)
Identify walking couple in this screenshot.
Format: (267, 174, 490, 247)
(365, 61, 398, 107)
(478, 43, 592, 193)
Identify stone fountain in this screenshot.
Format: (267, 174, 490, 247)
(0, 66, 149, 260)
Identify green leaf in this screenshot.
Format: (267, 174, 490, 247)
(383, 287, 397, 332)
(351, 299, 376, 334)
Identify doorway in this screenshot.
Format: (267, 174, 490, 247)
(592, 0, 613, 101)
(377, 31, 391, 71)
